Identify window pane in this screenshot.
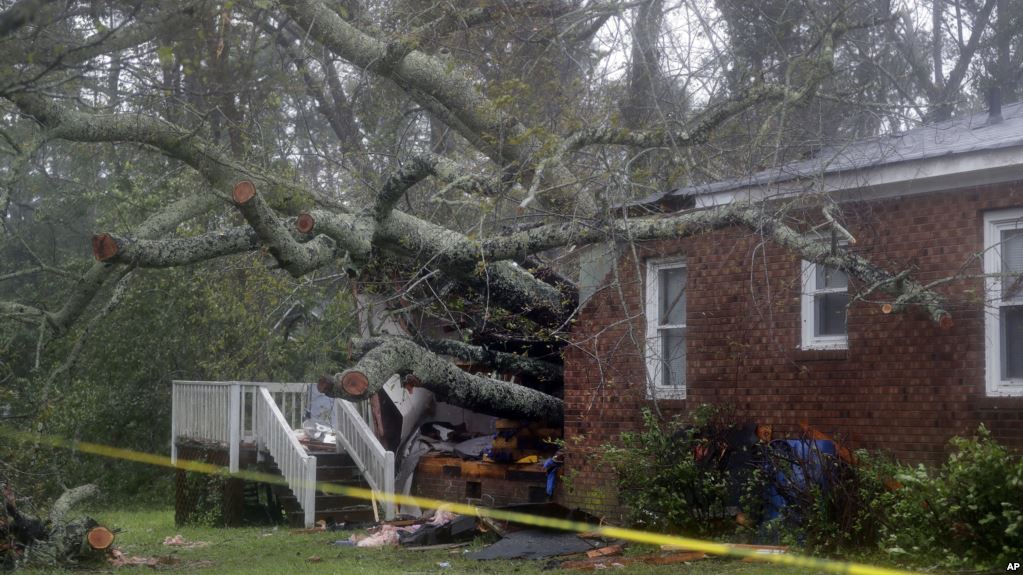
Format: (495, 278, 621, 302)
(658, 267, 686, 326)
(1001, 230, 1023, 300)
(815, 264, 848, 290)
(1001, 230, 1023, 274)
(661, 328, 686, 388)
(815, 292, 848, 336)
(1001, 306, 1023, 379)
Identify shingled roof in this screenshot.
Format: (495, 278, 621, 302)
(636, 100, 1023, 207)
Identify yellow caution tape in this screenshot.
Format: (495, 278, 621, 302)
(0, 425, 921, 575)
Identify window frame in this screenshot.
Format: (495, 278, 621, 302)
(983, 207, 1023, 396)
(800, 259, 850, 350)
(644, 257, 687, 400)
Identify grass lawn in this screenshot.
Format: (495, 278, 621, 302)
(19, 507, 855, 575)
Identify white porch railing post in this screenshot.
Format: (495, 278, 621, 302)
(228, 383, 241, 473)
(383, 450, 396, 520)
(170, 382, 178, 465)
(304, 456, 317, 528)
(331, 398, 396, 520)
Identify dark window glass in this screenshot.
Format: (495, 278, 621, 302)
(815, 292, 848, 336)
(1001, 306, 1023, 379)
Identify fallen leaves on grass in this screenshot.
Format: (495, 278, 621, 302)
(162, 534, 210, 549)
(109, 548, 178, 567)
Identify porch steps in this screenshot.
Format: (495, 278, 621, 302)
(265, 450, 376, 527)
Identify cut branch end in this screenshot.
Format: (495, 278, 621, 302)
(296, 212, 315, 234)
(232, 180, 257, 204)
(87, 526, 115, 551)
(91, 233, 118, 261)
(340, 370, 369, 396)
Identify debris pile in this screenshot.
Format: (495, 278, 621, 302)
(339, 506, 477, 548)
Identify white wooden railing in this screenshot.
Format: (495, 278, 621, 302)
(171, 380, 395, 526)
(253, 387, 317, 528)
(239, 382, 308, 442)
(332, 398, 395, 520)
(171, 381, 242, 471)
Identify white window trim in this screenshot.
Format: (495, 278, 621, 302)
(983, 207, 1023, 397)
(800, 260, 849, 350)
(645, 257, 687, 400)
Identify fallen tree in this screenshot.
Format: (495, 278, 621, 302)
(1, 483, 112, 569)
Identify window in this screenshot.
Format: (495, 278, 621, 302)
(800, 260, 849, 349)
(984, 208, 1023, 396)
(645, 258, 687, 399)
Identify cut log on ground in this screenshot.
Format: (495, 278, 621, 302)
(1, 482, 110, 569)
(86, 526, 115, 551)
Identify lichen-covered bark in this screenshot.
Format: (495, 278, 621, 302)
(325, 338, 564, 423)
(302, 210, 374, 263)
(356, 336, 563, 383)
(232, 183, 337, 277)
(93, 227, 261, 267)
(373, 156, 435, 222)
(48, 484, 99, 525)
(465, 203, 950, 323)
(305, 210, 569, 324)
(11, 94, 312, 206)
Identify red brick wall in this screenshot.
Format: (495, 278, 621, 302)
(560, 183, 1023, 519)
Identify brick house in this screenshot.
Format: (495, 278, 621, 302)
(560, 102, 1023, 518)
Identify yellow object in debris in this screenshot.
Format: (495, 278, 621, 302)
(515, 455, 539, 464)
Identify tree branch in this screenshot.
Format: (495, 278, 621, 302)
(231, 181, 336, 277)
(90, 226, 262, 267)
(420, 338, 562, 383)
(356, 335, 563, 382)
(299, 209, 568, 325)
(283, 0, 593, 213)
(373, 156, 435, 223)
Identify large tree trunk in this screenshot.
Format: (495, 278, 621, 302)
(322, 338, 564, 424)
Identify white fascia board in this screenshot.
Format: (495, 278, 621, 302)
(694, 144, 1023, 208)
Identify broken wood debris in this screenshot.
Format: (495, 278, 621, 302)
(585, 544, 623, 558)
(561, 551, 708, 571)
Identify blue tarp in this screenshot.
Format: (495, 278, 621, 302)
(764, 439, 838, 520)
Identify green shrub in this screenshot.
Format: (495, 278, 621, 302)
(603, 407, 1021, 569)
(601, 406, 733, 535)
(872, 426, 1023, 567)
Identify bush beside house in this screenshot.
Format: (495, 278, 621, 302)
(600, 406, 1022, 568)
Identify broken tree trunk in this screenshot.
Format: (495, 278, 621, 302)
(322, 338, 564, 424)
(354, 336, 563, 384)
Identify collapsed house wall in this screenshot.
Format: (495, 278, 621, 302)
(412, 457, 550, 508)
(560, 182, 1023, 519)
